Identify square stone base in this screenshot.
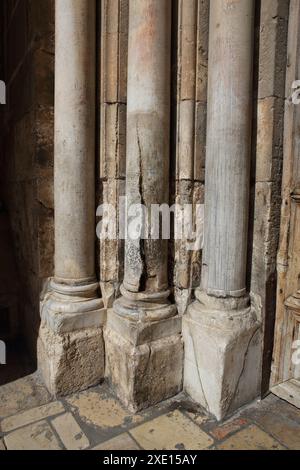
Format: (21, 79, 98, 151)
(183, 301, 261, 420)
(38, 323, 105, 396)
(104, 312, 183, 412)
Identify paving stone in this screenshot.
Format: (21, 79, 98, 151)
(92, 433, 140, 450)
(129, 410, 214, 450)
(67, 390, 134, 429)
(0, 440, 5, 450)
(1, 401, 65, 432)
(251, 411, 300, 450)
(0, 373, 51, 419)
(210, 418, 248, 440)
(4, 421, 63, 450)
(51, 412, 90, 450)
(217, 425, 285, 450)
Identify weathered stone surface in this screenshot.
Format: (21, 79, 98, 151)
(1, 401, 65, 433)
(217, 424, 284, 450)
(0, 374, 51, 419)
(38, 324, 104, 396)
(4, 420, 63, 450)
(107, 308, 182, 346)
(67, 389, 131, 429)
(257, 0, 289, 100)
(105, 326, 183, 412)
(92, 433, 139, 450)
(130, 410, 213, 450)
(51, 412, 90, 450)
(100, 104, 126, 179)
(183, 294, 261, 421)
(210, 418, 248, 441)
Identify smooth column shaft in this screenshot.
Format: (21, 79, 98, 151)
(202, 0, 254, 297)
(54, 0, 96, 281)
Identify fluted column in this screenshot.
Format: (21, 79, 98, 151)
(38, 0, 105, 396)
(183, 0, 260, 420)
(105, 0, 183, 412)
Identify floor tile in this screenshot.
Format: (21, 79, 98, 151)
(67, 389, 133, 429)
(130, 410, 214, 450)
(1, 401, 65, 432)
(51, 412, 90, 450)
(4, 420, 63, 450)
(210, 418, 248, 440)
(0, 373, 51, 419)
(217, 425, 285, 450)
(92, 433, 140, 450)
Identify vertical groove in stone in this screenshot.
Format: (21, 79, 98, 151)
(99, 0, 128, 305)
(174, 0, 208, 314)
(250, 0, 289, 394)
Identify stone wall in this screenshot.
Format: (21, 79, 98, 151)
(0, 0, 54, 357)
(250, 0, 289, 395)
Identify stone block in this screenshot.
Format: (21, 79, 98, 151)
(105, 325, 183, 412)
(183, 296, 261, 420)
(38, 323, 105, 396)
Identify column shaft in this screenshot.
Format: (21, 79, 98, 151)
(105, 0, 183, 412)
(202, 0, 254, 297)
(183, 0, 260, 421)
(124, 0, 171, 294)
(54, 0, 96, 282)
(38, 0, 105, 396)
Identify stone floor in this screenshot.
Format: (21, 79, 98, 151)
(0, 372, 300, 450)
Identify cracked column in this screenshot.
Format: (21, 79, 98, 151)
(183, 0, 261, 420)
(105, 0, 183, 411)
(38, 0, 105, 396)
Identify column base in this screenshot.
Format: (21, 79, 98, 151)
(104, 293, 183, 412)
(38, 279, 106, 396)
(183, 291, 261, 421)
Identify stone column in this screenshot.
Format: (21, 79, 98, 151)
(183, 0, 260, 420)
(38, 0, 105, 396)
(105, 0, 183, 412)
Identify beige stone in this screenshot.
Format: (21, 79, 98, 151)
(67, 390, 130, 429)
(251, 408, 300, 450)
(217, 425, 285, 450)
(184, 295, 260, 420)
(4, 421, 63, 450)
(0, 440, 5, 450)
(51, 412, 89, 450)
(130, 410, 213, 450)
(0, 374, 51, 419)
(105, 327, 183, 412)
(1, 401, 65, 433)
(38, 324, 104, 396)
(92, 433, 139, 451)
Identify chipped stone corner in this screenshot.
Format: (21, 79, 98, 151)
(183, 295, 262, 421)
(104, 309, 184, 412)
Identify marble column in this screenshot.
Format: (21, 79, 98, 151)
(38, 0, 105, 396)
(183, 0, 260, 420)
(105, 0, 183, 412)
